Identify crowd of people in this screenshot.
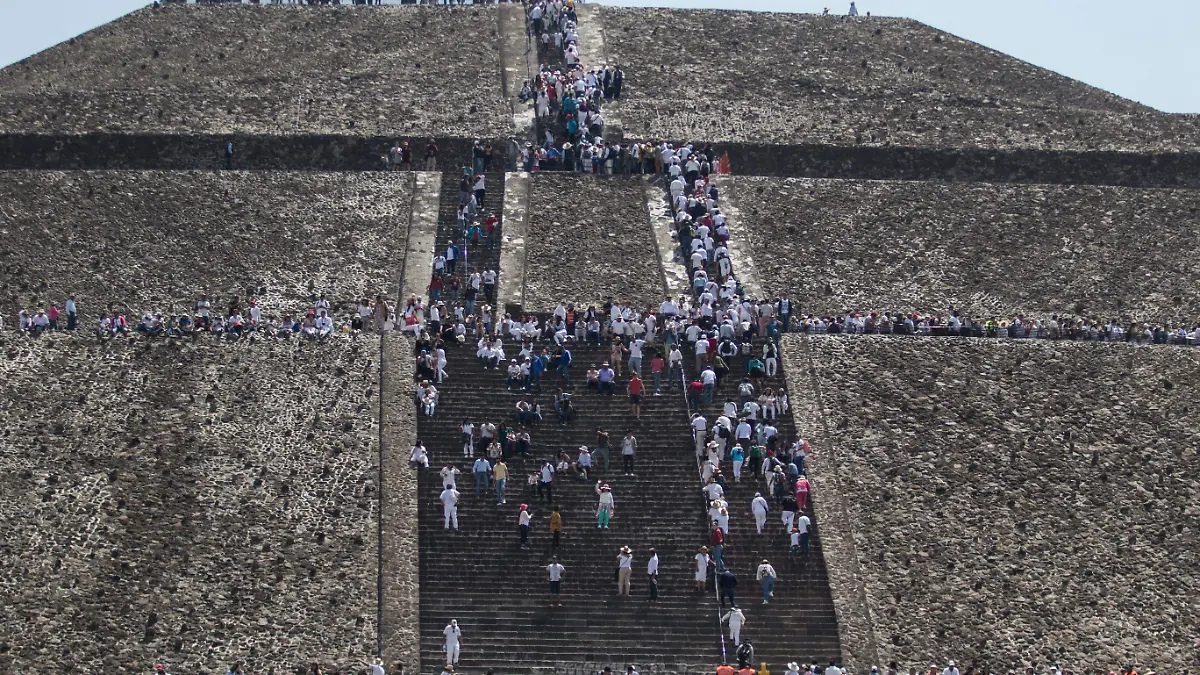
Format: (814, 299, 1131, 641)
(5, 294, 401, 342)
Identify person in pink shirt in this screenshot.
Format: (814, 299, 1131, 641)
(46, 303, 60, 330)
(650, 352, 665, 396)
(795, 475, 811, 512)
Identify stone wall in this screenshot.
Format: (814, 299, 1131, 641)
(601, 8, 1199, 153)
(714, 143, 1200, 190)
(524, 174, 664, 311)
(0, 333, 382, 673)
(0, 5, 509, 139)
(783, 334, 1199, 672)
(733, 176, 1200, 322)
(0, 170, 413, 320)
(380, 335, 419, 671)
(0, 134, 482, 172)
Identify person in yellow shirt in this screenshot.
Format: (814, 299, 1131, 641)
(549, 509, 563, 553)
(493, 459, 509, 505)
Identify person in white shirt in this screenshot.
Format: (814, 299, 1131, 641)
(410, 442, 430, 469)
(751, 492, 769, 534)
(695, 546, 711, 591)
(721, 605, 746, 645)
(440, 464, 460, 489)
(546, 558, 565, 606)
(439, 485, 460, 531)
(942, 661, 960, 675)
(756, 559, 777, 604)
(691, 414, 708, 456)
(647, 547, 660, 603)
(847, 2, 858, 16)
(443, 620, 462, 665)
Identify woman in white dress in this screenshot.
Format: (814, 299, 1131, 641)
(695, 545, 711, 591)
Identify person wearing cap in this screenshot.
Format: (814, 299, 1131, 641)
(646, 547, 660, 603)
(616, 546, 634, 596)
(595, 481, 615, 528)
(750, 492, 769, 534)
(721, 604, 746, 645)
(786, 664, 801, 675)
(941, 662, 960, 675)
(735, 641, 755, 671)
(443, 619, 462, 665)
(755, 559, 776, 604)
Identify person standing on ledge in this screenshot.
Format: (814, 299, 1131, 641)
(848, 2, 859, 15)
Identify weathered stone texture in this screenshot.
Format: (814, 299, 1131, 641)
(0, 5, 508, 138)
(785, 334, 1199, 671)
(0, 171, 412, 319)
(524, 174, 663, 311)
(380, 336, 419, 671)
(0, 333, 381, 673)
(734, 176, 1200, 322)
(601, 8, 1200, 152)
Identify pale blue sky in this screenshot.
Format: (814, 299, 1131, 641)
(1, 0, 1197, 113)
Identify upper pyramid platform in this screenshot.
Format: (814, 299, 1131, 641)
(600, 8, 1199, 153)
(0, 4, 511, 139)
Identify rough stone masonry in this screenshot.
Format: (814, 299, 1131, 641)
(0, 334, 381, 673)
(733, 176, 1200, 322)
(785, 334, 1199, 672)
(0, 170, 414, 320)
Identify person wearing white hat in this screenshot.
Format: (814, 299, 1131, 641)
(941, 661, 960, 675)
(786, 663, 802, 675)
(751, 492, 769, 534)
(443, 619, 462, 665)
(616, 546, 634, 596)
(721, 605, 746, 645)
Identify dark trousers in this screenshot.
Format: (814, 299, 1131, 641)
(541, 481, 553, 504)
(552, 531, 561, 551)
(648, 575, 658, 600)
(520, 524, 529, 545)
(622, 455, 634, 473)
(720, 585, 735, 608)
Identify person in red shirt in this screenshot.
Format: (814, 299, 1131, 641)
(710, 520, 725, 570)
(627, 374, 644, 419)
(687, 379, 704, 411)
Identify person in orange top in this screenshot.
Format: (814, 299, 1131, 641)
(717, 664, 736, 675)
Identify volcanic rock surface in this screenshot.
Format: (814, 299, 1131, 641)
(601, 8, 1199, 152)
(787, 334, 1199, 671)
(0, 332, 381, 673)
(733, 176, 1200, 322)
(0, 170, 412, 320)
(0, 4, 509, 138)
(524, 174, 664, 311)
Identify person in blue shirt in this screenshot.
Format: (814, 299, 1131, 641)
(529, 351, 546, 392)
(557, 346, 572, 385)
